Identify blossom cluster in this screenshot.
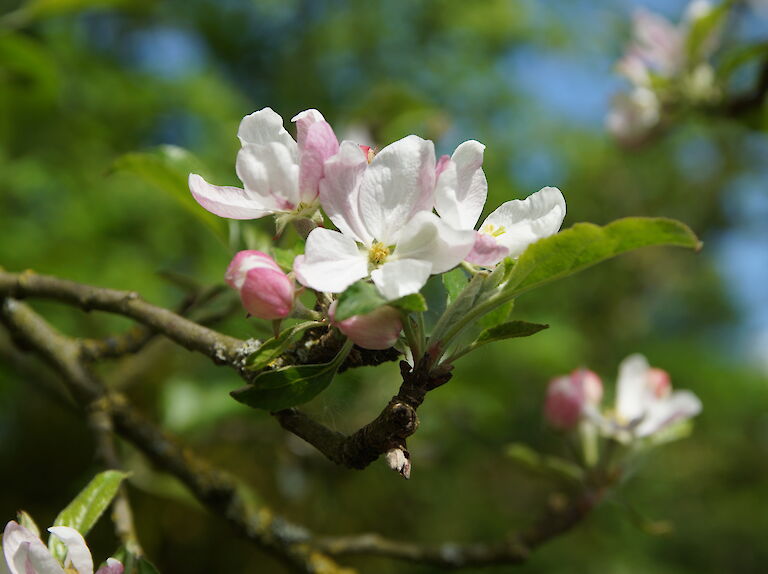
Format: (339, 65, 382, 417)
(190, 108, 565, 349)
(607, 0, 722, 144)
(545, 354, 702, 446)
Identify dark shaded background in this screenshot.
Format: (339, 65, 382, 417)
(1, 0, 767, 572)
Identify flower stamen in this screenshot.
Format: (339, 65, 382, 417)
(368, 242, 390, 266)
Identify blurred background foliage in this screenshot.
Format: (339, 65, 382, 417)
(1, 0, 767, 572)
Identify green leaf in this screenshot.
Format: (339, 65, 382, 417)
(112, 146, 228, 244)
(49, 470, 129, 562)
(476, 320, 548, 345)
(391, 293, 427, 313)
(334, 281, 385, 321)
(272, 242, 305, 270)
(477, 300, 514, 330)
(244, 321, 319, 371)
(17, 510, 40, 538)
(503, 217, 701, 298)
(506, 443, 584, 483)
(442, 267, 468, 304)
(231, 340, 353, 411)
(685, 2, 729, 64)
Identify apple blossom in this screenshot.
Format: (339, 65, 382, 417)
(591, 354, 702, 442)
(432, 140, 566, 267)
(328, 300, 403, 350)
(605, 88, 661, 144)
(293, 135, 476, 299)
(189, 107, 339, 227)
(544, 369, 603, 430)
(3, 521, 123, 574)
(226, 250, 294, 320)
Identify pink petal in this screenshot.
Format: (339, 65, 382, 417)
(95, 559, 124, 574)
(319, 141, 372, 245)
(188, 174, 275, 220)
(240, 267, 294, 320)
(329, 301, 403, 350)
(225, 250, 282, 290)
(465, 231, 510, 267)
(297, 120, 339, 204)
(291, 109, 325, 150)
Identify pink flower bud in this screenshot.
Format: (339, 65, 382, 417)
(328, 301, 403, 350)
(544, 369, 603, 430)
(225, 250, 294, 320)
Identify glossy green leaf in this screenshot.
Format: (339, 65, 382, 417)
(442, 267, 468, 304)
(244, 321, 320, 371)
(231, 341, 353, 411)
(475, 320, 548, 345)
(392, 293, 427, 313)
(685, 2, 729, 64)
(112, 146, 228, 243)
(49, 470, 129, 562)
(334, 281, 385, 321)
(503, 217, 701, 298)
(477, 300, 514, 329)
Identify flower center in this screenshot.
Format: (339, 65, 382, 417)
(368, 242, 390, 266)
(359, 145, 376, 164)
(481, 223, 506, 237)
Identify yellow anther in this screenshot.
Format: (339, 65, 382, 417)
(481, 223, 506, 237)
(368, 242, 390, 265)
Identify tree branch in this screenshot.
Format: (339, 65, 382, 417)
(0, 270, 246, 363)
(0, 298, 339, 573)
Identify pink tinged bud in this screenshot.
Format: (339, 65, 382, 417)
(572, 368, 603, 405)
(544, 376, 585, 430)
(544, 369, 603, 430)
(328, 301, 403, 350)
(647, 367, 671, 398)
(226, 250, 294, 320)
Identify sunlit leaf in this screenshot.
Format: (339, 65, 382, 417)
(112, 146, 228, 244)
(442, 267, 468, 304)
(49, 470, 129, 562)
(391, 293, 427, 313)
(475, 320, 548, 345)
(17, 510, 40, 538)
(503, 217, 701, 298)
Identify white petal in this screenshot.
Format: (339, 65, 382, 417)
(393, 211, 475, 274)
(237, 107, 297, 150)
(319, 141, 374, 245)
(615, 353, 652, 422)
(27, 543, 65, 574)
(371, 259, 432, 300)
(636, 390, 702, 437)
(235, 143, 300, 210)
(481, 186, 566, 258)
(188, 174, 276, 220)
(358, 135, 436, 245)
(3, 522, 41, 574)
(293, 228, 368, 293)
(48, 527, 92, 574)
(434, 140, 487, 230)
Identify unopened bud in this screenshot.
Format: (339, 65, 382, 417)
(328, 301, 403, 350)
(226, 250, 294, 320)
(544, 369, 603, 430)
(385, 448, 411, 479)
